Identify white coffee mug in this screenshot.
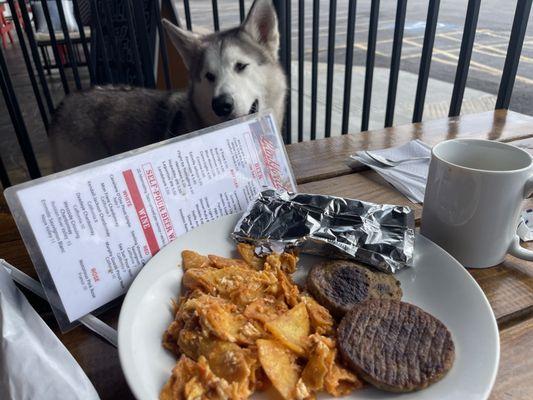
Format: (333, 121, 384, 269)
(421, 139, 533, 268)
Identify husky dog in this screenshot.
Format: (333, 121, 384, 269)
(49, 0, 286, 171)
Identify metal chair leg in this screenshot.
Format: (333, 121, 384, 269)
(40, 46, 51, 75)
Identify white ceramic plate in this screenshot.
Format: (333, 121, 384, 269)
(118, 214, 499, 400)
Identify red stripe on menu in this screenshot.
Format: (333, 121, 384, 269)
(122, 169, 160, 256)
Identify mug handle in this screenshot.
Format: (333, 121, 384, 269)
(508, 176, 533, 260)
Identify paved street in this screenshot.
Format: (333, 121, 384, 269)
(178, 0, 533, 136)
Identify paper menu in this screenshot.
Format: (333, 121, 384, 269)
(6, 113, 295, 324)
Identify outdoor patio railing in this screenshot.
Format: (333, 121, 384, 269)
(0, 0, 532, 189)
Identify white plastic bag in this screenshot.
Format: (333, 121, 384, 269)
(0, 267, 100, 400)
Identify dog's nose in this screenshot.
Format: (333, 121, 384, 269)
(212, 94, 234, 117)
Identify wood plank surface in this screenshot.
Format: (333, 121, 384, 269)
(1, 111, 533, 400)
(490, 317, 533, 400)
(470, 246, 533, 327)
(288, 110, 533, 184)
(0, 199, 19, 243)
(298, 171, 423, 219)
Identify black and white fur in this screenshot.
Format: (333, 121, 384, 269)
(49, 0, 287, 171)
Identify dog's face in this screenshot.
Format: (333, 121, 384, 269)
(163, 0, 282, 126)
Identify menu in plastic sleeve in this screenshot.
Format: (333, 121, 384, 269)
(5, 113, 296, 328)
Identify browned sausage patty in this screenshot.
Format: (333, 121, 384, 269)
(337, 299, 455, 392)
(307, 260, 402, 318)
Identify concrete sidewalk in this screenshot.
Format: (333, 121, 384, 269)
(288, 61, 496, 142)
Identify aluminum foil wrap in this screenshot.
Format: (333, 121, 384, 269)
(232, 189, 415, 273)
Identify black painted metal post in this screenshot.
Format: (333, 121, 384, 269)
(17, 0, 54, 114)
(239, 0, 245, 23)
(449, 0, 480, 117)
(361, 0, 380, 132)
(298, 0, 304, 142)
(273, 0, 291, 143)
(212, 0, 220, 31)
(7, 0, 49, 129)
(0, 47, 41, 179)
(385, 0, 407, 128)
(72, 0, 94, 83)
(154, 0, 172, 89)
(310, 0, 319, 140)
(285, 0, 292, 143)
(40, 0, 70, 94)
(341, 0, 357, 135)
(496, 0, 533, 109)
(56, 0, 82, 90)
(324, 0, 337, 138)
(0, 152, 10, 188)
(412, 0, 440, 123)
(183, 0, 192, 30)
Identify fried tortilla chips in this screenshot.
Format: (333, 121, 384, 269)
(161, 244, 362, 400)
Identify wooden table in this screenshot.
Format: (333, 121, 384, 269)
(1, 109, 532, 399)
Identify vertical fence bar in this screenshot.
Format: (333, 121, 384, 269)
(298, 0, 304, 142)
(56, 0, 82, 90)
(496, 0, 533, 109)
(212, 0, 220, 31)
(17, 0, 54, 114)
(285, 0, 292, 143)
(154, 0, 171, 89)
(449, 0, 480, 117)
(40, 0, 70, 94)
(0, 47, 41, 179)
(91, 0, 114, 84)
(72, 0, 94, 82)
(412, 0, 440, 123)
(384, 0, 407, 127)
(124, 0, 145, 86)
(361, 0, 379, 132)
(183, 0, 192, 30)
(131, 1, 155, 87)
(7, 0, 49, 128)
(324, 0, 337, 138)
(0, 153, 10, 188)
(274, 0, 286, 110)
(274, 0, 290, 143)
(341, 0, 357, 135)
(239, 0, 245, 22)
(310, 0, 319, 140)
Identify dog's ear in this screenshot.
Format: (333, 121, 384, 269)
(242, 0, 279, 58)
(162, 19, 201, 70)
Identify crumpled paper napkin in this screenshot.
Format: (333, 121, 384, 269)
(0, 266, 100, 400)
(348, 139, 431, 203)
(348, 140, 533, 242)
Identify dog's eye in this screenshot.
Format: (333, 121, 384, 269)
(205, 72, 216, 82)
(235, 62, 248, 73)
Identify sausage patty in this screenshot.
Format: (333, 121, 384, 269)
(307, 260, 402, 318)
(337, 299, 455, 392)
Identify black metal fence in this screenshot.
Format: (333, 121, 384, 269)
(1, 0, 532, 189)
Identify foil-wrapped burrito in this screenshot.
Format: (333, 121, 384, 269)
(232, 189, 415, 273)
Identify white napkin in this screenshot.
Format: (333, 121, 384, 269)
(0, 266, 100, 400)
(348, 140, 431, 203)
